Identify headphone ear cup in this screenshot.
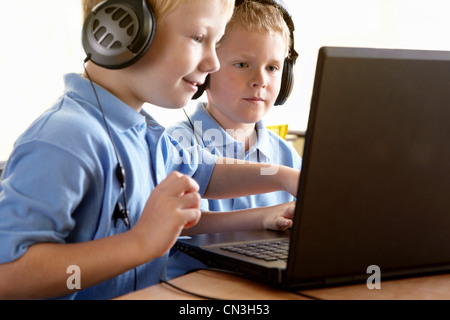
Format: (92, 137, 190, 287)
(275, 57, 295, 106)
(82, 0, 156, 69)
(191, 75, 210, 100)
(192, 84, 207, 100)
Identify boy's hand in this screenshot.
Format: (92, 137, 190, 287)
(262, 201, 295, 231)
(132, 171, 201, 258)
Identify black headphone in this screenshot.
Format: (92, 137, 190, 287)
(81, 0, 157, 228)
(191, 0, 298, 106)
(82, 0, 157, 69)
(82, 0, 158, 231)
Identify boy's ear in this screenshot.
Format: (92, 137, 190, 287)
(82, 0, 157, 69)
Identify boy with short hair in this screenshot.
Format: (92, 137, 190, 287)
(168, 0, 301, 212)
(0, 0, 298, 300)
(166, 0, 301, 279)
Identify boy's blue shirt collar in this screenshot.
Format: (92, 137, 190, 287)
(193, 102, 272, 159)
(64, 73, 146, 133)
(140, 107, 164, 132)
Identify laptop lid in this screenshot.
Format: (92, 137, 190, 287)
(287, 46, 450, 286)
(177, 46, 450, 288)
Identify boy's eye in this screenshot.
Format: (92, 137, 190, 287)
(234, 62, 249, 69)
(267, 65, 279, 73)
(193, 35, 204, 43)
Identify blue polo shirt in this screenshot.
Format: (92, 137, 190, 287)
(0, 74, 216, 299)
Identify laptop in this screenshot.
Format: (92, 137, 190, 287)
(176, 46, 450, 289)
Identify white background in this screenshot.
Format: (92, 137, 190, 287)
(1, 0, 450, 160)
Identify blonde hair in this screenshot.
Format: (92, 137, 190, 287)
(82, 0, 234, 23)
(219, 0, 291, 58)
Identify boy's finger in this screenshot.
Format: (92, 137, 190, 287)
(178, 191, 201, 209)
(182, 209, 201, 229)
(160, 171, 200, 195)
(276, 217, 293, 231)
(279, 202, 295, 219)
(173, 175, 200, 196)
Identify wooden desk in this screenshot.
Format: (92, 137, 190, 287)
(116, 270, 308, 300)
(116, 269, 450, 300)
(303, 272, 450, 300)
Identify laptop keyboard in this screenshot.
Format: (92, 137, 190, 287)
(220, 239, 290, 262)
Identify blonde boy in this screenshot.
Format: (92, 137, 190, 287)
(169, 0, 301, 212)
(0, 0, 299, 300)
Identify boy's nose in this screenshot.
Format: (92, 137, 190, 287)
(200, 47, 221, 74)
(250, 69, 267, 88)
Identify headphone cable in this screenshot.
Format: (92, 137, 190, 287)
(83, 56, 136, 292)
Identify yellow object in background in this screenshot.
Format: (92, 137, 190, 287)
(267, 124, 288, 139)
